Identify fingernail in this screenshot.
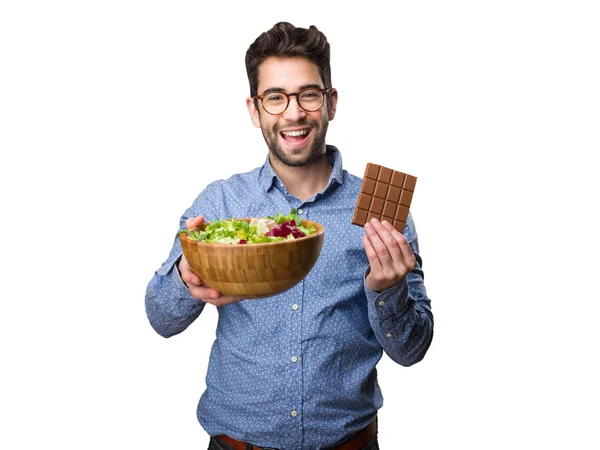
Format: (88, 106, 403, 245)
(371, 218, 379, 225)
(364, 223, 373, 231)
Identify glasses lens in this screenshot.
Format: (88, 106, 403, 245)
(298, 89, 324, 111)
(263, 93, 288, 115)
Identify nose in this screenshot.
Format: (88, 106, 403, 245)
(283, 95, 306, 121)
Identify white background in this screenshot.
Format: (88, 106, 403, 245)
(1, 1, 599, 449)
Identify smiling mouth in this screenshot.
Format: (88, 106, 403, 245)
(280, 128, 311, 142)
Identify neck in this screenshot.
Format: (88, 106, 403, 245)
(270, 151, 333, 202)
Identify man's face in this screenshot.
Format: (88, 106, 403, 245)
(247, 56, 337, 167)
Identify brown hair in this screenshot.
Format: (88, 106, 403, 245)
(245, 22, 331, 97)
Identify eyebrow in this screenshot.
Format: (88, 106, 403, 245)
(261, 83, 323, 95)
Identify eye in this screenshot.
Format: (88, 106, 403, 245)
(265, 93, 285, 102)
(300, 90, 319, 98)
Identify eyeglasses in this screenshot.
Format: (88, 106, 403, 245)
(253, 87, 333, 115)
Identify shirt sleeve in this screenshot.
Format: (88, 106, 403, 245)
(364, 213, 434, 366)
(144, 186, 220, 338)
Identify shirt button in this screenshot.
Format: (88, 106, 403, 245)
(292, 304, 299, 311)
(386, 333, 393, 337)
(291, 356, 298, 363)
(291, 410, 298, 417)
(378, 301, 386, 306)
(297, 209, 303, 215)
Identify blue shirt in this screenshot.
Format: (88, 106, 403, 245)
(145, 146, 433, 449)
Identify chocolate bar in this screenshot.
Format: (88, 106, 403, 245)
(351, 163, 417, 233)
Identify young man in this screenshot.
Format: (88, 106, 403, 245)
(146, 22, 433, 450)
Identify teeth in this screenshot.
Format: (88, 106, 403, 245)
(282, 129, 308, 137)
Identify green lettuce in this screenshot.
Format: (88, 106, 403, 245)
(182, 209, 316, 244)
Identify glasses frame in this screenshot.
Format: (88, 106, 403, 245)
(253, 87, 334, 115)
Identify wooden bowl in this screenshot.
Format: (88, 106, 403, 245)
(179, 219, 324, 299)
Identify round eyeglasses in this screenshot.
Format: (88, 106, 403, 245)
(253, 87, 333, 115)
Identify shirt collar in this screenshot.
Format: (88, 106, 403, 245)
(258, 145, 344, 193)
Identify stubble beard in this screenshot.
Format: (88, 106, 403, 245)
(261, 118, 329, 168)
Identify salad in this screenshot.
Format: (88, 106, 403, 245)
(182, 209, 317, 245)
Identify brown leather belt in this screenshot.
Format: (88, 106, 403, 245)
(216, 418, 377, 450)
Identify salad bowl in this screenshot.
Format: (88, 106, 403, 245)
(179, 218, 324, 299)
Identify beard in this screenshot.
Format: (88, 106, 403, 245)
(260, 117, 329, 167)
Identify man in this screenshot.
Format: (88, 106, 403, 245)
(146, 22, 433, 449)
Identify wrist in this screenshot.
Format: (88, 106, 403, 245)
(175, 255, 190, 289)
(366, 272, 403, 293)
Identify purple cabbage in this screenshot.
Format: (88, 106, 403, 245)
(264, 220, 306, 239)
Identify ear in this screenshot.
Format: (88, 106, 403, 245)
(327, 88, 338, 121)
(246, 97, 262, 128)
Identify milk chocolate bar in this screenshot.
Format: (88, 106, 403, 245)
(351, 163, 417, 233)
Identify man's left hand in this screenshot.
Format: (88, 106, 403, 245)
(362, 218, 417, 293)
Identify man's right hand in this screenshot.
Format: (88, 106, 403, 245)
(178, 215, 244, 307)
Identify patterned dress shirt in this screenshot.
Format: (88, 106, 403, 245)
(145, 146, 433, 449)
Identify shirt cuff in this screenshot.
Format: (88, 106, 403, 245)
(364, 267, 410, 322)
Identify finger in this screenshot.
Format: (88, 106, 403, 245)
(179, 256, 203, 286)
(190, 286, 244, 307)
(181, 269, 202, 287)
(204, 295, 245, 307)
(185, 215, 205, 230)
(371, 219, 404, 263)
(381, 221, 417, 271)
(364, 220, 394, 266)
(189, 285, 223, 302)
(362, 232, 383, 274)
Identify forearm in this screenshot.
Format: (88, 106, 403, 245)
(145, 254, 205, 338)
(365, 266, 434, 366)
(144, 187, 224, 337)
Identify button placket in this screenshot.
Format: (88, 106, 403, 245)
(287, 287, 303, 434)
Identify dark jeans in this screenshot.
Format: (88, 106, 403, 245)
(208, 434, 379, 450)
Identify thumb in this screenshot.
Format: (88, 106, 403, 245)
(185, 215, 205, 230)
